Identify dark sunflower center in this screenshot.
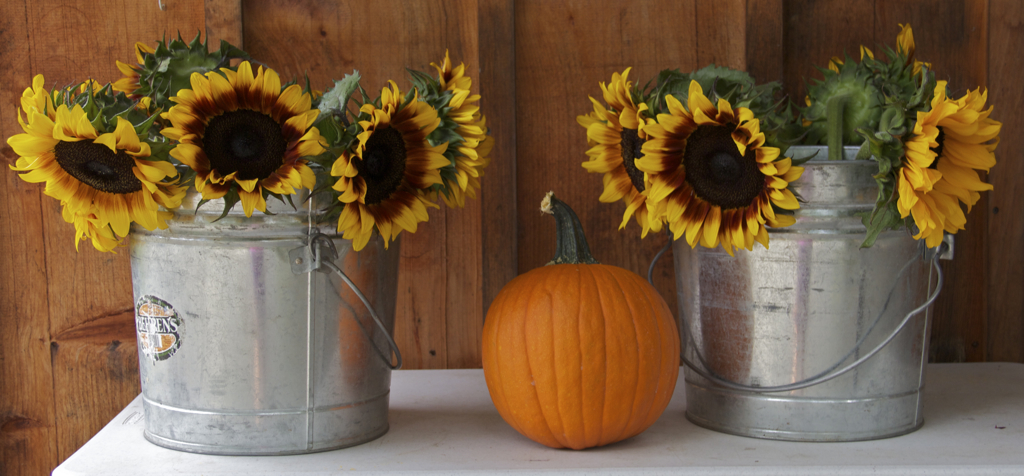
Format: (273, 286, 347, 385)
(683, 123, 765, 210)
(203, 110, 288, 181)
(930, 128, 946, 169)
(619, 128, 646, 192)
(53, 141, 143, 194)
(357, 127, 407, 206)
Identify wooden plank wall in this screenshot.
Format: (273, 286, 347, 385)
(0, 0, 1020, 473)
(0, 1, 229, 473)
(239, 0, 494, 370)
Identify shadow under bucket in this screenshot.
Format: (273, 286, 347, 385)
(129, 193, 401, 455)
(670, 146, 944, 442)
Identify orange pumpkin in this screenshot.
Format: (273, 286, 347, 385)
(482, 192, 680, 450)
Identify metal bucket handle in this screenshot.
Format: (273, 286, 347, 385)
(292, 233, 404, 370)
(647, 238, 947, 393)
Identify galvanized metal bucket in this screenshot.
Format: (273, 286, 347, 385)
(668, 146, 944, 442)
(129, 192, 402, 455)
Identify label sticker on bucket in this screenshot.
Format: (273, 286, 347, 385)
(136, 295, 183, 362)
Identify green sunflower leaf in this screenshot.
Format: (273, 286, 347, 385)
(147, 141, 177, 163)
(407, 69, 437, 93)
(688, 64, 755, 92)
(174, 166, 196, 187)
(356, 84, 374, 107)
(856, 141, 873, 160)
(216, 39, 250, 63)
(319, 70, 362, 116)
(212, 189, 241, 222)
(315, 114, 346, 148)
(402, 87, 417, 107)
(195, 197, 211, 214)
(860, 200, 902, 248)
(428, 127, 463, 149)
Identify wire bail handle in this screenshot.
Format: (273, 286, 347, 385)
(290, 232, 403, 370)
(647, 236, 948, 393)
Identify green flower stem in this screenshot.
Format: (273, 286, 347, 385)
(826, 93, 852, 160)
(540, 192, 599, 265)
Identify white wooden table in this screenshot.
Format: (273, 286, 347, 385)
(54, 363, 1024, 475)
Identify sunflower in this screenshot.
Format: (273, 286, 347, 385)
(331, 81, 449, 251)
(432, 50, 472, 91)
(161, 61, 325, 216)
(828, 46, 875, 72)
(8, 104, 185, 246)
(578, 68, 663, 236)
(61, 203, 122, 252)
(430, 51, 493, 208)
(20, 74, 55, 119)
(897, 80, 999, 248)
(638, 80, 803, 255)
(827, 24, 929, 77)
(896, 23, 931, 77)
(113, 42, 156, 98)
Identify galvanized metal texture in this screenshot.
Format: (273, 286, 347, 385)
(672, 146, 938, 442)
(300, 233, 403, 370)
(130, 192, 400, 455)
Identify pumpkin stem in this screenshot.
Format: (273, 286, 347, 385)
(540, 191, 599, 265)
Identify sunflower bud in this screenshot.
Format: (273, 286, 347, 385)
(113, 32, 249, 112)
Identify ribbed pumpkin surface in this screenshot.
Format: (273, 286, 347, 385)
(482, 262, 680, 450)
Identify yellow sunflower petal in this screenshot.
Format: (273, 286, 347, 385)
(770, 188, 800, 209)
(238, 189, 266, 216)
(687, 80, 715, 119)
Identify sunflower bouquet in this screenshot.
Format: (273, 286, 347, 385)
(799, 24, 1000, 248)
(579, 24, 1000, 254)
(578, 65, 803, 256)
(7, 34, 492, 253)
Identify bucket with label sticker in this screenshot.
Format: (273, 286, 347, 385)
(129, 192, 402, 455)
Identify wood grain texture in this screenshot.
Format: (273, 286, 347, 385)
(442, 1, 484, 369)
(241, 0, 483, 369)
(697, 0, 747, 70)
(59, 0, 206, 464)
(874, 0, 990, 363)
(746, 0, 785, 84)
(0, 1, 205, 473)
(782, 0, 997, 363)
(21, 0, 204, 334)
(478, 0, 517, 323)
(0, 4, 59, 476)
(51, 313, 139, 461)
(986, 0, 1024, 362)
(205, 0, 243, 47)
(447, 194, 484, 368)
(515, 0, 711, 321)
(782, 0, 875, 104)
(34, 3, 206, 463)
(24, 4, 128, 337)
(4, 2, 1024, 473)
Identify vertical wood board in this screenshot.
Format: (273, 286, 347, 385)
(782, 0, 875, 104)
(746, 0, 785, 85)
(874, 0, 990, 362)
(0, 1, 205, 471)
(514, 0, 711, 319)
(441, 0, 484, 370)
(782, 0, 995, 362)
(205, 0, 243, 48)
(696, 0, 747, 70)
(478, 0, 518, 325)
(986, 0, 1024, 362)
(0, 3, 60, 475)
(241, 0, 483, 369)
(50, 313, 139, 461)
